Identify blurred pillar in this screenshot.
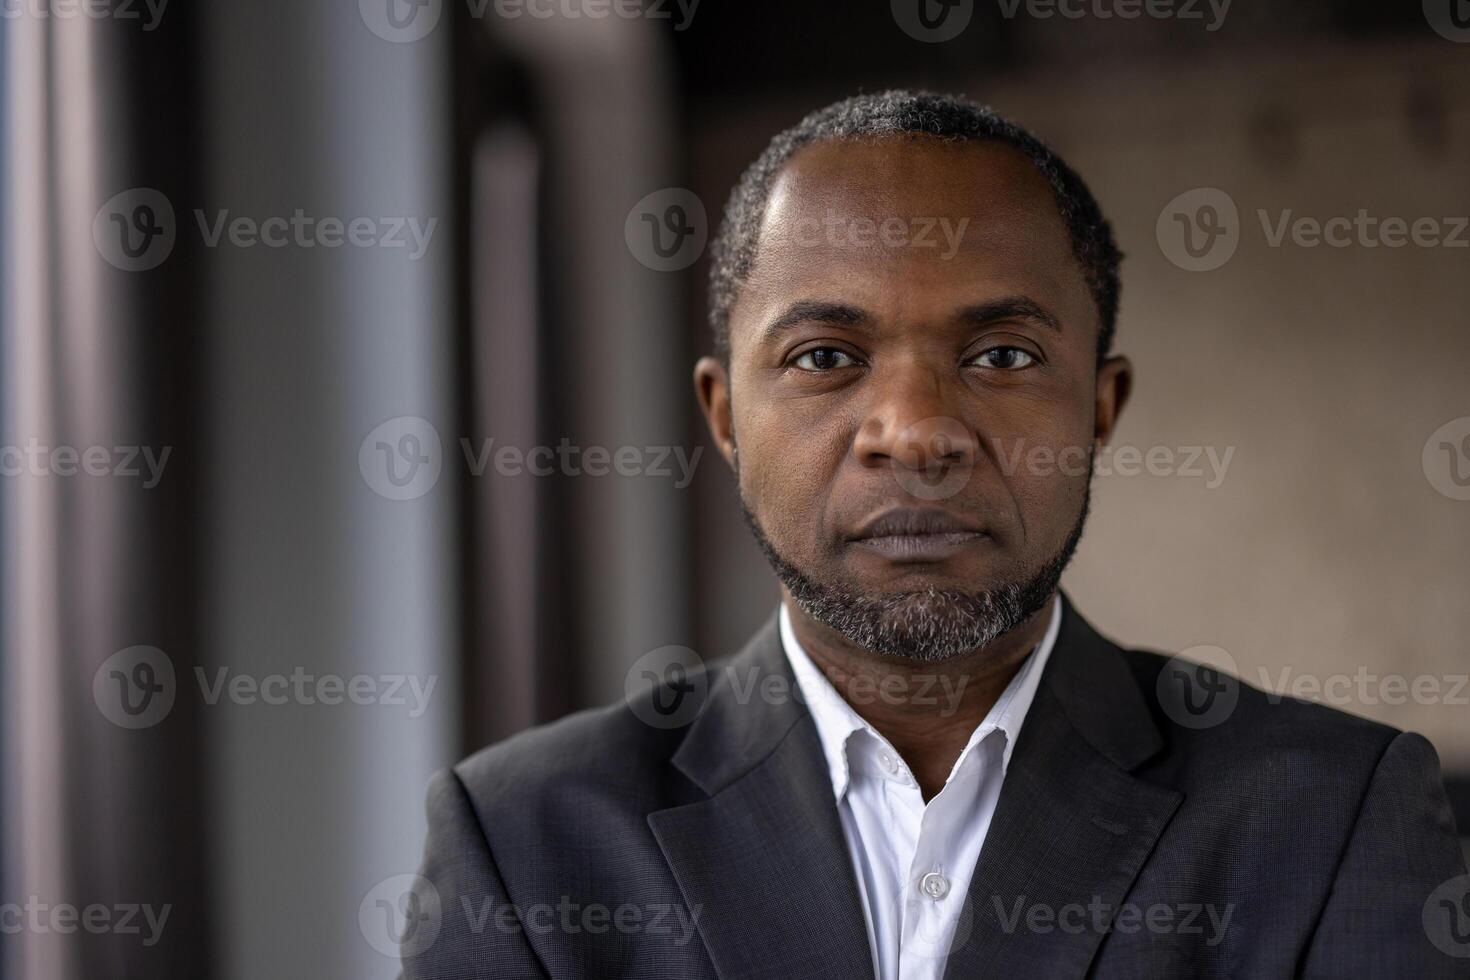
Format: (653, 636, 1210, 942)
(2, 4, 209, 979)
(199, 2, 459, 979)
(482, 0, 693, 719)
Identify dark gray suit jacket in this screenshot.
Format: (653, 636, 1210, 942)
(403, 598, 1469, 978)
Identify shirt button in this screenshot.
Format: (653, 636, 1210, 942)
(919, 872, 950, 901)
(878, 753, 900, 775)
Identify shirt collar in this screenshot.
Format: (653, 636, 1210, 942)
(778, 594, 1063, 802)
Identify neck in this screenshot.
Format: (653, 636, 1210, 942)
(784, 590, 1055, 800)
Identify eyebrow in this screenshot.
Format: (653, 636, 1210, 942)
(761, 300, 871, 342)
(758, 294, 1062, 344)
(957, 296, 1062, 333)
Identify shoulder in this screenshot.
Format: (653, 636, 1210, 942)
(446, 658, 721, 829)
(1117, 645, 1425, 789)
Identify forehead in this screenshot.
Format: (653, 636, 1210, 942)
(732, 136, 1094, 348)
(769, 135, 1059, 216)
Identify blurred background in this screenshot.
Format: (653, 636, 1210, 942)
(2, 0, 1467, 975)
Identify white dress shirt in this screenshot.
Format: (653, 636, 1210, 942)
(778, 596, 1062, 980)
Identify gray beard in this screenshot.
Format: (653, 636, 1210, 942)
(738, 487, 1089, 663)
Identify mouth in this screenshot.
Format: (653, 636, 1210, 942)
(846, 506, 990, 562)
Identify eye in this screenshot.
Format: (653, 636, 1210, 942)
(793, 347, 859, 371)
(971, 346, 1036, 370)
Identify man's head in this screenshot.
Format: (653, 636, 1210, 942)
(695, 90, 1132, 662)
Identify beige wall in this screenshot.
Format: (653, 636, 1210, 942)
(991, 40, 1470, 769)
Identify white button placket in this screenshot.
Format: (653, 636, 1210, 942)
(899, 766, 971, 978)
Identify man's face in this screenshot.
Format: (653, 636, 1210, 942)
(697, 136, 1130, 660)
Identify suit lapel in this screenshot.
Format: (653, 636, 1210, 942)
(942, 598, 1184, 978)
(650, 599, 1182, 979)
(648, 616, 877, 980)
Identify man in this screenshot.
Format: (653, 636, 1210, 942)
(404, 91, 1468, 978)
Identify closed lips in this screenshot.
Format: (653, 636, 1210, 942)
(849, 507, 986, 541)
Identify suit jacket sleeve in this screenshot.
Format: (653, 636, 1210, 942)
(1301, 732, 1470, 979)
(401, 768, 550, 980)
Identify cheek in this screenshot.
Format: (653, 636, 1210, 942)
(736, 400, 851, 543)
(984, 402, 1095, 541)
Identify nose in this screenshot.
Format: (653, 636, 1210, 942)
(851, 362, 978, 474)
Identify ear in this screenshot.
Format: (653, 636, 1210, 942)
(694, 356, 737, 469)
(1094, 354, 1133, 446)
